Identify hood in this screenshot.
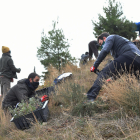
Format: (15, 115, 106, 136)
(2, 52, 11, 57)
(17, 78, 27, 84)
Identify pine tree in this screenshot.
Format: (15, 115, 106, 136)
(92, 0, 137, 40)
(37, 20, 76, 78)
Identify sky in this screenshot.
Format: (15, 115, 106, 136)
(0, 0, 140, 87)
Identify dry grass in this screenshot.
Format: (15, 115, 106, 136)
(1, 55, 140, 139)
(0, 98, 16, 139)
(103, 73, 140, 116)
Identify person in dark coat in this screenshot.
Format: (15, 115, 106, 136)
(2, 73, 40, 110)
(0, 46, 21, 98)
(88, 40, 100, 59)
(86, 32, 140, 103)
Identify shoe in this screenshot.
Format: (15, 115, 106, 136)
(83, 99, 94, 105)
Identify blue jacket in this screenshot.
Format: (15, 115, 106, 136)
(93, 35, 140, 68)
(135, 22, 140, 31)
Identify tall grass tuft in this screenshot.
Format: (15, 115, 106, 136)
(103, 74, 140, 116)
(0, 98, 15, 138)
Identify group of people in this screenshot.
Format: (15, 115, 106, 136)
(1, 28, 140, 111)
(0, 46, 47, 112)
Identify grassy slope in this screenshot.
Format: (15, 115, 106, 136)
(1, 55, 140, 140)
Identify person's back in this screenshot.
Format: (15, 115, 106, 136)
(102, 35, 140, 58)
(80, 52, 89, 65)
(0, 53, 18, 79)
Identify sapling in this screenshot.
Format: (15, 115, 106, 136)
(9, 96, 43, 118)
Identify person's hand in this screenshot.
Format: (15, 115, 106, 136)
(41, 95, 49, 102)
(90, 66, 97, 73)
(17, 68, 21, 73)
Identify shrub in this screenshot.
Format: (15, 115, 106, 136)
(72, 97, 109, 117)
(54, 83, 85, 108)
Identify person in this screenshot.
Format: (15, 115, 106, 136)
(135, 22, 140, 38)
(80, 52, 89, 66)
(2, 72, 41, 110)
(88, 40, 100, 59)
(0, 46, 21, 98)
(86, 32, 140, 103)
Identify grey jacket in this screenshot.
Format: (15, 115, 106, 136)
(0, 53, 20, 79)
(2, 79, 35, 108)
(94, 35, 140, 68)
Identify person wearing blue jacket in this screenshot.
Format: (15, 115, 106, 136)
(86, 32, 140, 103)
(135, 22, 140, 37)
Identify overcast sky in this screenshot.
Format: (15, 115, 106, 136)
(0, 0, 140, 86)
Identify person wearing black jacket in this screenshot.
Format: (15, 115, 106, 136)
(2, 73, 40, 110)
(86, 32, 140, 103)
(88, 40, 100, 59)
(0, 46, 21, 97)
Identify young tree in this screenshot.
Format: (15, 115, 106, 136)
(92, 0, 137, 40)
(37, 20, 76, 78)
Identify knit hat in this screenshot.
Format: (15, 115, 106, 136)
(2, 46, 10, 53)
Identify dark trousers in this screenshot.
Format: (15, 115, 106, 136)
(0, 76, 11, 98)
(87, 54, 140, 100)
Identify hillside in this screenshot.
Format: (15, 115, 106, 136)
(1, 55, 140, 140)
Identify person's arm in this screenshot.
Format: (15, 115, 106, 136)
(93, 50, 109, 68)
(93, 35, 114, 68)
(7, 58, 20, 72)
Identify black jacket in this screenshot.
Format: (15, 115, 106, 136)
(2, 79, 36, 108)
(88, 40, 100, 59)
(0, 53, 20, 79)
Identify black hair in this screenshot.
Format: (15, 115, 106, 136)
(85, 52, 89, 55)
(28, 72, 40, 80)
(97, 32, 110, 43)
